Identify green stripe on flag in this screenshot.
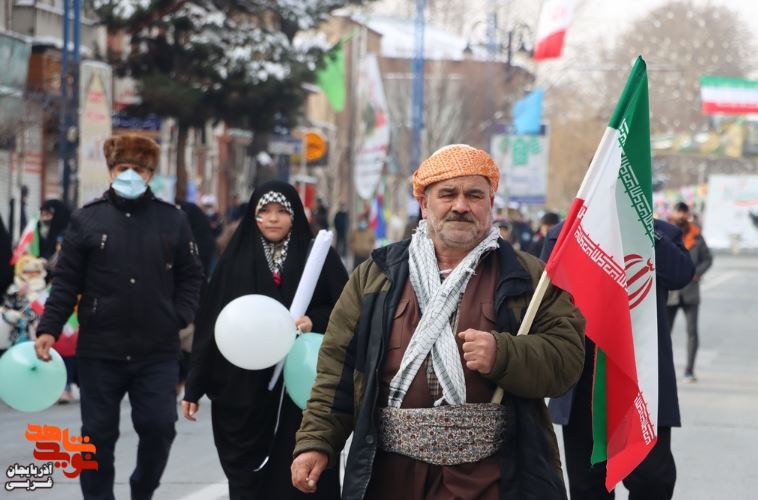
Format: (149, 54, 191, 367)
(700, 75, 758, 89)
(67, 313, 79, 329)
(591, 348, 608, 464)
(30, 225, 40, 257)
(612, 56, 654, 246)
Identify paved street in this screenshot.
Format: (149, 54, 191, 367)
(2, 254, 757, 499)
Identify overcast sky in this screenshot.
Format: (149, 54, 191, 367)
(578, 0, 758, 34)
(371, 0, 758, 63)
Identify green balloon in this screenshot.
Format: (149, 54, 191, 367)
(283, 333, 324, 410)
(0, 342, 67, 412)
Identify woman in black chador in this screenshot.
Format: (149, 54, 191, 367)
(37, 199, 71, 261)
(182, 181, 348, 499)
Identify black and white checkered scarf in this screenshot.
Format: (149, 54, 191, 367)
(387, 219, 500, 408)
(256, 191, 294, 278)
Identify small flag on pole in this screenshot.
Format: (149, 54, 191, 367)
(62, 313, 79, 337)
(11, 216, 40, 264)
(29, 287, 50, 316)
(700, 75, 758, 115)
(533, 0, 575, 60)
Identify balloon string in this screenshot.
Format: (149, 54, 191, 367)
(253, 384, 286, 472)
(268, 328, 299, 390)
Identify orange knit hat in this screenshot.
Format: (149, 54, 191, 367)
(412, 144, 499, 200)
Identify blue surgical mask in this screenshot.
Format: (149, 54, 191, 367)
(112, 168, 148, 199)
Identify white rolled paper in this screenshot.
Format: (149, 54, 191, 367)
(269, 229, 334, 390)
(289, 229, 333, 320)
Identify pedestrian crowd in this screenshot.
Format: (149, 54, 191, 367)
(0, 134, 713, 500)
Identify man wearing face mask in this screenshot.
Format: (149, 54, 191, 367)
(34, 134, 205, 500)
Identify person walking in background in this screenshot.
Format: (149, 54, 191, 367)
(37, 199, 71, 261)
(34, 134, 205, 500)
(667, 201, 713, 382)
(182, 181, 348, 500)
(225, 193, 243, 223)
(542, 219, 694, 500)
(19, 185, 29, 238)
(333, 202, 348, 258)
(215, 202, 249, 256)
(310, 197, 329, 234)
(526, 211, 560, 258)
(348, 216, 375, 270)
(508, 209, 533, 251)
(0, 215, 12, 294)
(201, 194, 224, 239)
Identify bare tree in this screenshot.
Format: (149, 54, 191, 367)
(592, 1, 755, 135)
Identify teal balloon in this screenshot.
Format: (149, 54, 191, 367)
(284, 333, 324, 410)
(0, 342, 66, 412)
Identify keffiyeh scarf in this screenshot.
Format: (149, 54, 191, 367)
(387, 219, 500, 408)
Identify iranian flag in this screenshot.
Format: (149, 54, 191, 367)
(11, 215, 40, 264)
(533, 0, 574, 60)
(700, 75, 758, 115)
(62, 313, 79, 337)
(545, 56, 658, 490)
(30, 287, 50, 315)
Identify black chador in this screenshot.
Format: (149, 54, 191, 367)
(184, 181, 348, 499)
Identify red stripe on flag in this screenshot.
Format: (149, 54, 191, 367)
(30, 301, 45, 315)
(547, 222, 637, 382)
(546, 199, 639, 384)
(11, 229, 35, 265)
(702, 101, 758, 115)
(605, 359, 656, 490)
(533, 30, 567, 60)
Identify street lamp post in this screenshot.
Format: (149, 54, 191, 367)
(60, 0, 81, 209)
(410, 0, 426, 176)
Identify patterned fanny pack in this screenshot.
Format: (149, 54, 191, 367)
(377, 402, 510, 466)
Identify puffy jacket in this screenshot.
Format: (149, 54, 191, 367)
(295, 238, 585, 499)
(38, 189, 204, 361)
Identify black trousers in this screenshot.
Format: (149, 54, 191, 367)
(562, 366, 676, 500)
(667, 302, 700, 375)
(78, 358, 179, 500)
(211, 394, 340, 500)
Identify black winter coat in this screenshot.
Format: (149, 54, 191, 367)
(38, 189, 205, 361)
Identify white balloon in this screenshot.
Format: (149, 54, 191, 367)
(214, 294, 296, 370)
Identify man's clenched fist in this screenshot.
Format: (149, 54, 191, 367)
(458, 328, 496, 374)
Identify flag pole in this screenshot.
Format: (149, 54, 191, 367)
(491, 270, 552, 404)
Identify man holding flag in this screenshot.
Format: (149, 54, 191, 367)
(292, 144, 586, 499)
(541, 56, 694, 498)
